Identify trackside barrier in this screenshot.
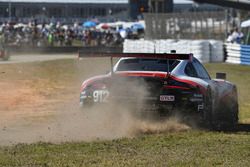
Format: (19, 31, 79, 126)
(8, 46, 123, 54)
(123, 39, 224, 63)
(225, 43, 250, 65)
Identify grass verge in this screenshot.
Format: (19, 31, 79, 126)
(0, 131, 249, 166)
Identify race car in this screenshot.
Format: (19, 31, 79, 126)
(79, 52, 238, 129)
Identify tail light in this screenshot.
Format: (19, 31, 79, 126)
(164, 78, 192, 90)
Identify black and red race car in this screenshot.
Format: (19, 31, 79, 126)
(79, 52, 238, 129)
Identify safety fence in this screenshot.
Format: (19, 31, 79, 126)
(123, 39, 224, 63)
(144, 12, 227, 40)
(8, 46, 123, 54)
(225, 43, 250, 65)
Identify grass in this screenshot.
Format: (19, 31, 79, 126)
(0, 59, 250, 166)
(0, 131, 249, 166)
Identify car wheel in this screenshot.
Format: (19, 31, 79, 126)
(221, 87, 238, 129)
(211, 87, 239, 131)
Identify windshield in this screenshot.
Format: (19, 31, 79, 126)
(116, 58, 180, 72)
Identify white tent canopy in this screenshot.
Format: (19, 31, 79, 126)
(96, 21, 145, 30)
(241, 19, 250, 28)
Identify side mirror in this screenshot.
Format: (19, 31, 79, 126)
(216, 72, 226, 80)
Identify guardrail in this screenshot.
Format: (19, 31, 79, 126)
(7, 46, 123, 54)
(225, 43, 250, 65)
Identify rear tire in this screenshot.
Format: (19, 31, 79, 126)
(80, 98, 93, 108)
(210, 87, 238, 131)
(218, 87, 238, 130)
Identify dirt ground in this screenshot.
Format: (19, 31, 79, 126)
(0, 55, 189, 146)
(0, 54, 75, 64)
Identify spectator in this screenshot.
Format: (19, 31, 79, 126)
(231, 27, 244, 44)
(0, 21, 140, 47)
(226, 29, 234, 43)
(48, 32, 54, 46)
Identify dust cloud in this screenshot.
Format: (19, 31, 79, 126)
(0, 57, 190, 146)
(0, 79, 190, 146)
(0, 102, 190, 146)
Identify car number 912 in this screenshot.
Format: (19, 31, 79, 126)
(93, 90, 110, 103)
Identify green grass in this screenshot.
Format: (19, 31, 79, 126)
(0, 59, 250, 166)
(0, 131, 249, 166)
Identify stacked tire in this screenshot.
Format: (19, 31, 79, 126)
(123, 39, 224, 63)
(210, 40, 224, 62)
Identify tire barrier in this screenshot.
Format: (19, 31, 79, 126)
(123, 39, 224, 63)
(210, 40, 224, 62)
(123, 39, 155, 53)
(225, 43, 250, 65)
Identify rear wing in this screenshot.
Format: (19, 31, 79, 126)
(78, 52, 193, 61)
(78, 52, 193, 75)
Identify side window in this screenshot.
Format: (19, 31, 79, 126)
(185, 63, 198, 78)
(193, 59, 210, 79)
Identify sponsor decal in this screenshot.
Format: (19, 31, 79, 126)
(194, 94, 203, 98)
(160, 95, 175, 102)
(198, 104, 204, 110)
(190, 98, 203, 102)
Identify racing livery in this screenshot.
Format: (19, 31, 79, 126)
(79, 52, 238, 129)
